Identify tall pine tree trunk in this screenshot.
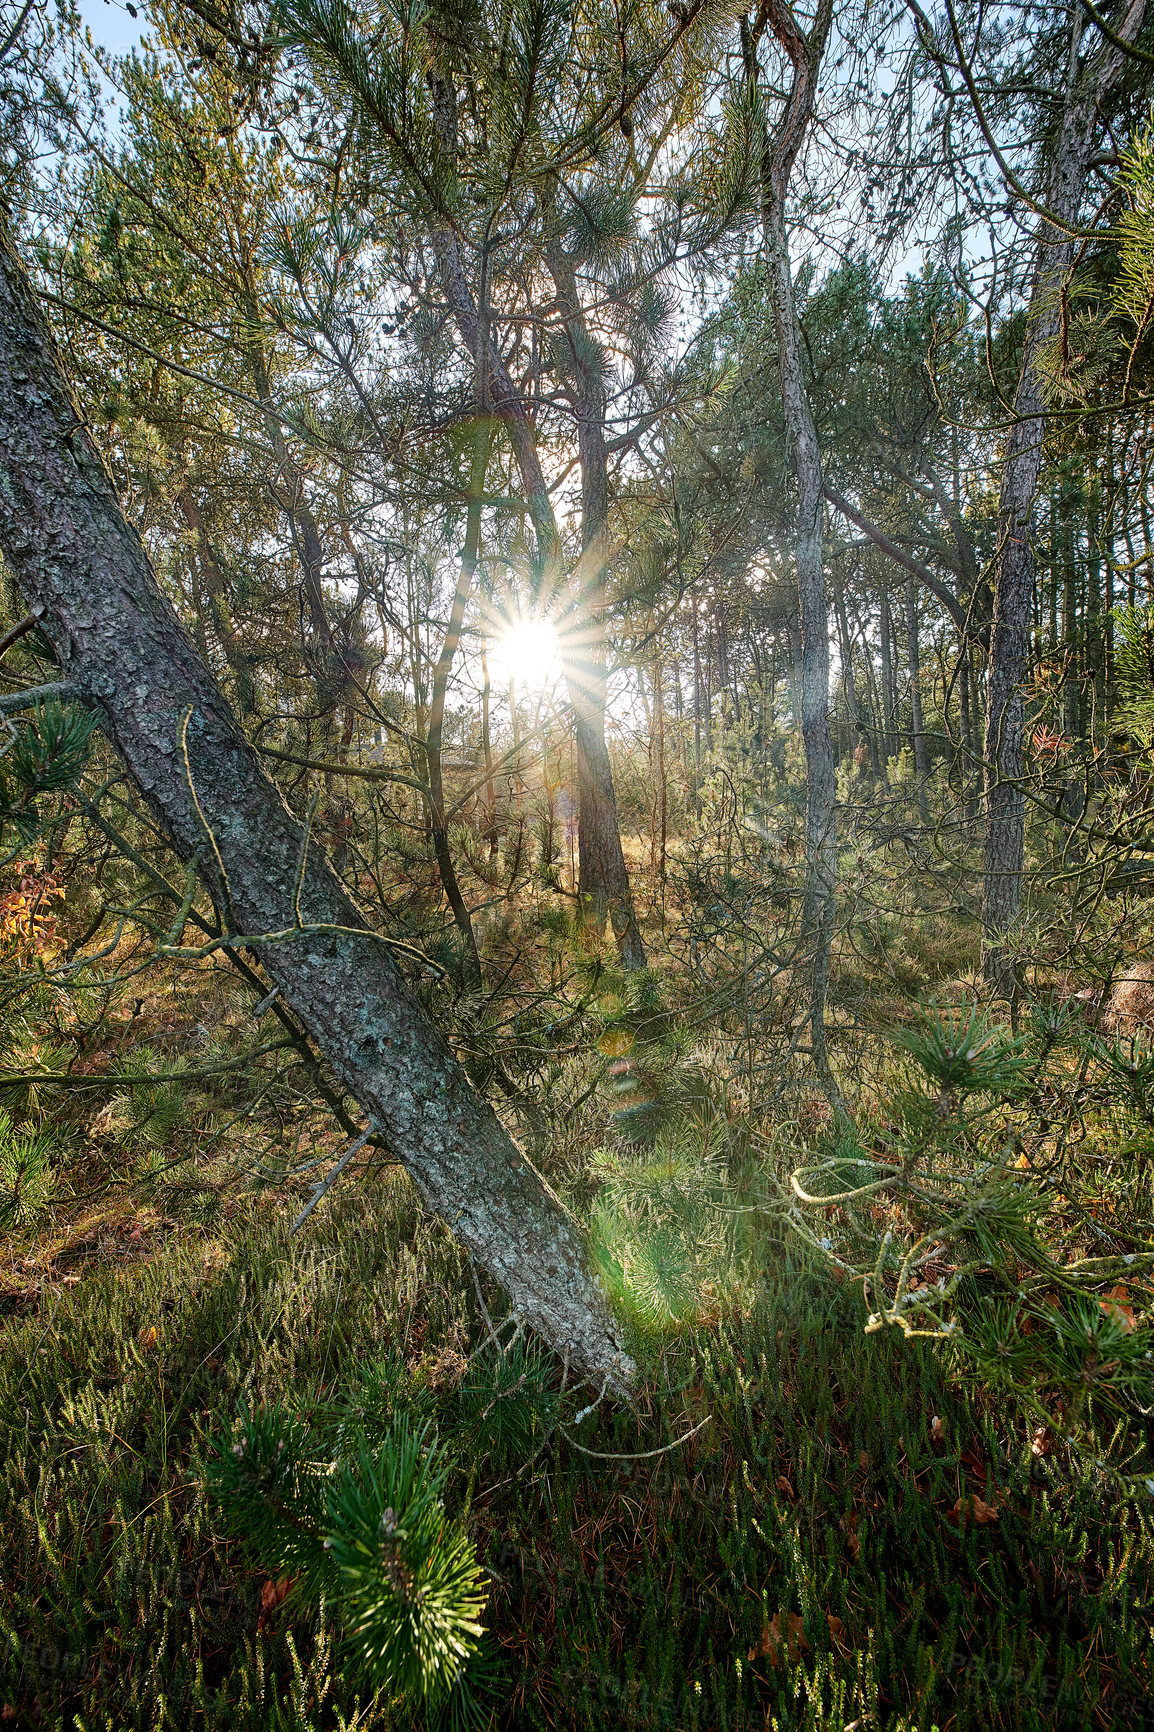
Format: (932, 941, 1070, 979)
(548, 241, 646, 968)
(981, 0, 1147, 986)
(425, 416, 490, 985)
(427, 76, 641, 969)
(747, 0, 839, 1103)
(906, 576, 929, 820)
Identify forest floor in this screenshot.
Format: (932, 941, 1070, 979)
(0, 862, 1152, 1732)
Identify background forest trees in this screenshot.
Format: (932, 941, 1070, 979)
(9, 0, 1147, 1012)
(0, 0, 1150, 1362)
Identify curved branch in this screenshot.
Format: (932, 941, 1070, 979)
(822, 483, 970, 636)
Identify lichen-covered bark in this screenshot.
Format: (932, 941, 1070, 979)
(0, 217, 634, 1395)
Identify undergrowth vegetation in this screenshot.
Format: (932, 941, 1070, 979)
(1, 762, 1153, 1731)
(2, 1169, 1151, 1732)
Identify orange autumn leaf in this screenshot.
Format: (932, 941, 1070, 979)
(1099, 1287, 1136, 1332)
(0, 857, 65, 967)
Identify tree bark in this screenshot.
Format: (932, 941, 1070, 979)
(425, 418, 490, 985)
(879, 585, 896, 770)
(981, 0, 1147, 987)
(747, 0, 839, 1102)
(547, 242, 646, 969)
(905, 575, 929, 820)
(0, 216, 633, 1394)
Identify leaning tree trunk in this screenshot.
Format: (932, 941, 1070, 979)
(0, 215, 634, 1395)
(981, 0, 1147, 988)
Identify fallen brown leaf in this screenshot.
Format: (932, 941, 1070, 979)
(951, 1494, 999, 1526)
(840, 1510, 862, 1561)
(826, 1612, 846, 1643)
(256, 1575, 296, 1631)
(775, 1475, 796, 1502)
(930, 1415, 945, 1449)
(749, 1610, 808, 1668)
(960, 1441, 987, 1478)
(1099, 1286, 1136, 1331)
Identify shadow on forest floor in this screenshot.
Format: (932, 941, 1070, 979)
(1, 1172, 1151, 1732)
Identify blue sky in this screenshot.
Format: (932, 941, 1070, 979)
(76, 0, 146, 58)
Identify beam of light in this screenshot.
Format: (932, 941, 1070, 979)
(491, 615, 561, 691)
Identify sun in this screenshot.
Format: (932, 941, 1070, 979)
(493, 616, 561, 691)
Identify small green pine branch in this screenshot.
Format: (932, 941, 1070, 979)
(0, 700, 97, 847)
(209, 1406, 489, 1722)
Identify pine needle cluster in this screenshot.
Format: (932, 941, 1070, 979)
(208, 1407, 490, 1724)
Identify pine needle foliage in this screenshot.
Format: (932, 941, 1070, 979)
(788, 998, 1154, 1442)
(451, 1338, 556, 1468)
(208, 1405, 489, 1724)
(889, 1001, 1032, 1095)
(0, 701, 97, 847)
(325, 1427, 486, 1706)
(1112, 601, 1154, 727)
(588, 1121, 760, 1335)
(0, 1107, 55, 1227)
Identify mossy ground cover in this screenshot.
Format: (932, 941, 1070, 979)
(1, 1167, 1151, 1732)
